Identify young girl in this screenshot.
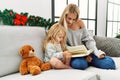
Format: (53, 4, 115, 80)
(42, 23, 72, 69)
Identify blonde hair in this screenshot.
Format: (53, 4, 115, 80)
(42, 23, 66, 52)
(59, 4, 80, 27)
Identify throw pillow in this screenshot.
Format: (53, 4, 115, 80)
(93, 36, 120, 57)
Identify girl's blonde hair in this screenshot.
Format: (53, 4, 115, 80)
(59, 4, 80, 29)
(42, 23, 66, 52)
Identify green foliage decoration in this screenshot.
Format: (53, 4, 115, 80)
(0, 9, 55, 28)
(115, 34, 120, 39)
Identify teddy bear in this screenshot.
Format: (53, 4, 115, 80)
(19, 45, 51, 75)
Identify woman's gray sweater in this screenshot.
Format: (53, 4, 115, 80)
(67, 27, 105, 57)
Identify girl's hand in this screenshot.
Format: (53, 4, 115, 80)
(64, 50, 69, 53)
(63, 50, 72, 58)
(99, 54, 105, 59)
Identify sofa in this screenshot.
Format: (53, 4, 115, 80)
(0, 26, 120, 80)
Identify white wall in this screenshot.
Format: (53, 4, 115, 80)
(97, 0, 107, 37)
(0, 0, 51, 19)
(0, 0, 107, 36)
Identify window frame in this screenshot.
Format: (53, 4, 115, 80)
(106, 0, 120, 37)
(51, 0, 97, 35)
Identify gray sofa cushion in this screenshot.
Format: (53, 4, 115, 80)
(93, 36, 120, 57)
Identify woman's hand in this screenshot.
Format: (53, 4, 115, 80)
(99, 54, 105, 59)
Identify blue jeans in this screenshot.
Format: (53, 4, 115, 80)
(70, 54, 116, 70)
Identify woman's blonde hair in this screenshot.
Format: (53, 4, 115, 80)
(42, 23, 66, 52)
(59, 4, 80, 26)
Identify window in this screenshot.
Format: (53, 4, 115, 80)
(52, 0, 97, 35)
(106, 0, 120, 37)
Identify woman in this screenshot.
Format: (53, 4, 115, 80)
(59, 3, 116, 70)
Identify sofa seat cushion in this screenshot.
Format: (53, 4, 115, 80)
(86, 67, 120, 80)
(112, 57, 120, 69)
(0, 69, 99, 80)
(86, 57, 120, 80)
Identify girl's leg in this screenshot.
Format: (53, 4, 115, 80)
(49, 57, 70, 69)
(70, 57, 88, 70)
(90, 54, 116, 69)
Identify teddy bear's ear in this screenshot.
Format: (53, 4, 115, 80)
(19, 49, 24, 56)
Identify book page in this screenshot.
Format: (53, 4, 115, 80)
(71, 49, 93, 57)
(67, 45, 93, 57)
(67, 45, 88, 54)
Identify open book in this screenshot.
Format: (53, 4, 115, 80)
(67, 45, 93, 57)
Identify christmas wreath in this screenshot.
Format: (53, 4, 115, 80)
(0, 9, 55, 28)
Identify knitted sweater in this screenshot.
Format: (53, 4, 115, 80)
(67, 27, 105, 57)
(44, 43, 63, 62)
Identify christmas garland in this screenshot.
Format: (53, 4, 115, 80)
(0, 9, 55, 28)
(115, 34, 120, 38)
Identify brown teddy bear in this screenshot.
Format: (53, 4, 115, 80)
(19, 45, 51, 75)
